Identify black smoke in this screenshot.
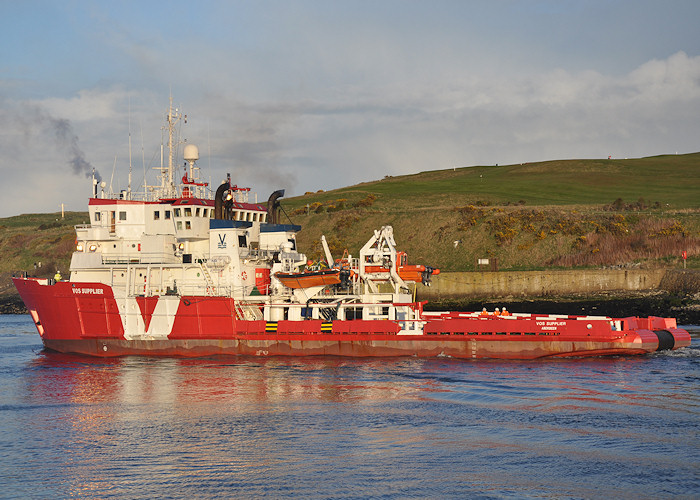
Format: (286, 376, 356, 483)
(47, 115, 101, 182)
(20, 105, 102, 183)
(43, 113, 102, 182)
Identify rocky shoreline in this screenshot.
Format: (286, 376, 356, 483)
(0, 295, 29, 315)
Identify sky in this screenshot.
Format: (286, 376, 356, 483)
(1, 0, 699, 217)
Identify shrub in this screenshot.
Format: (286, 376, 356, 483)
(604, 197, 658, 211)
(353, 193, 376, 208)
(650, 220, 688, 238)
(572, 235, 587, 249)
(495, 228, 517, 246)
(335, 213, 359, 231)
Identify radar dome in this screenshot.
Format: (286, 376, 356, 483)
(184, 144, 199, 162)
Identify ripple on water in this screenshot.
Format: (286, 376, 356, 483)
(0, 316, 698, 498)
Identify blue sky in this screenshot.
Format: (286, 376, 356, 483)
(1, 0, 699, 216)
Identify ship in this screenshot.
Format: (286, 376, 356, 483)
(12, 99, 691, 359)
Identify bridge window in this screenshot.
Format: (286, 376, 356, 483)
(154, 211, 160, 220)
(185, 221, 191, 230)
(184, 207, 192, 217)
(174, 208, 181, 217)
(195, 207, 201, 217)
(94, 212, 101, 222)
(119, 211, 127, 221)
(165, 210, 171, 220)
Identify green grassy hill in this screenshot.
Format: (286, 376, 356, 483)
(283, 153, 700, 211)
(0, 212, 88, 298)
(281, 153, 700, 271)
(1, 153, 698, 298)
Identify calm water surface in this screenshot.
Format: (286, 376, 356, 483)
(0, 314, 698, 499)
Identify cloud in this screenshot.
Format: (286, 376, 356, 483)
(0, 50, 698, 217)
(628, 51, 700, 102)
(244, 51, 700, 185)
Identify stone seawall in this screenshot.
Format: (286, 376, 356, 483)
(417, 269, 700, 300)
(416, 269, 700, 324)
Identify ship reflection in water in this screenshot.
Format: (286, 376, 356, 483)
(4, 326, 699, 498)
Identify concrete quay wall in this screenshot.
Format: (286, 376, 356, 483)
(416, 269, 691, 299)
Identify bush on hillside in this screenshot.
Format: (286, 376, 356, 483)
(353, 194, 376, 208)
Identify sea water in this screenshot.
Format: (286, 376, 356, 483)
(0, 314, 698, 499)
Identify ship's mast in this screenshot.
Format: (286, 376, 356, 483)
(127, 98, 132, 200)
(162, 95, 184, 198)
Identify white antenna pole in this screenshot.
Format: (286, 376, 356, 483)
(140, 118, 146, 197)
(162, 93, 183, 198)
(109, 156, 117, 195)
(168, 95, 174, 195)
(128, 98, 132, 199)
(160, 130, 164, 192)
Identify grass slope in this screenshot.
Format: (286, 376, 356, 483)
(281, 153, 700, 271)
(283, 153, 700, 211)
(0, 212, 88, 295)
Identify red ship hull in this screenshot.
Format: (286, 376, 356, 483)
(14, 277, 691, 359)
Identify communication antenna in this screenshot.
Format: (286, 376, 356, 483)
(109, 155, 117, 195)
(140, 118, 146, 197)
(161, 94, 185, 198)
(127, 98, 132, 199)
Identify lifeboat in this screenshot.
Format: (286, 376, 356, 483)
(364, 251, 440, 284)
(275, 269, 343, 289)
